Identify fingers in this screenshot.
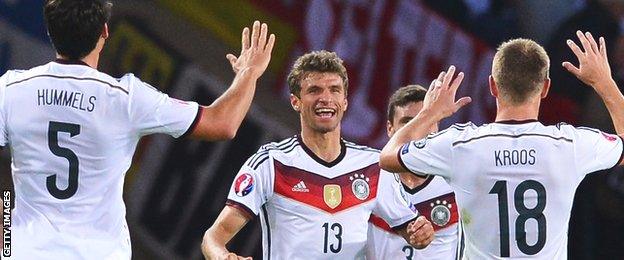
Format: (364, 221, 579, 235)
(250, 21, 260, 50)
(585, 32, 600, 55)
(264, 34, 276, 53)
(450, 71, 464, 93)
(258, 23, 268, 50)
(576, 30, 592, 55)
(408, 216, 435, 248)
(441, 65, 456, 89)
(454, 96, 472, 111)
(566, 39, 584, 60)
(562, 61, 580, 75)
(241, 27, 250, 51)
(600, 36, 607, 58)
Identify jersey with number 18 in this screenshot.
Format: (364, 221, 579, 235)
(0, 60, 200, 259)
(398, 120, 623, 259)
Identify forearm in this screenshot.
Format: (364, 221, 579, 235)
(380, 109, 441, 171)
(201, 226, 233, 259)
(595, 79, 624, 135)
(192, 68, 259, 140)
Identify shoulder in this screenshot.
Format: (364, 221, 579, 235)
(428, 122, 477, 140)
(245, 136, 300, 170)
(343, 139, 380, 154)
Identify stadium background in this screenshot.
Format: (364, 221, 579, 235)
(1, 0, 623, 259)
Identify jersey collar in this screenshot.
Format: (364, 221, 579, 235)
(402, 175, 435, 195)
(494, 119, 539, 125)
(297, 135, 347, 168)
(54, 59, 91, 67)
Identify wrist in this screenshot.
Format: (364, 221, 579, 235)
(594, 78, 617, 96)
(416, 108, 443, 125)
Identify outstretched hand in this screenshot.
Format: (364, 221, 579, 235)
(226, 21, 276, 78)
(563, 31, 613, 92)
(422, 65, 472, 121)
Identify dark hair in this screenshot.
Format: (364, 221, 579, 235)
(387, 85, 427, 121)
(287, 50, 348, 97)
(44, 0, 112, 60)
(492, 38, 550, 104)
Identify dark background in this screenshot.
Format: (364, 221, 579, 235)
(1, 0, 623, 259)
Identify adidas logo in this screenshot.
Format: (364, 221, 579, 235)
(291, 181, 310, 192)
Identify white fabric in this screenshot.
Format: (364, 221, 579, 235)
(399, 121, 623, 259)
(2, 62, 199, 259)
(227, 137, 418, 260)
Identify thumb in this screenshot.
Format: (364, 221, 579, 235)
(226, 54, 238, 65)
(454, 96, 472, 111)
(562, 61, 580, 76)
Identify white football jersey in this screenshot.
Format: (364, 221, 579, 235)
(367, 175, 461, 260)
(0, 60, 200, 259)
(398, 120, 624, 259)
(226, 136, 418, 260)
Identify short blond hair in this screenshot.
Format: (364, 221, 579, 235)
(492, 39, 550, 104)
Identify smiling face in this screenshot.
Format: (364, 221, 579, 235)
(290, 72, 348, 134)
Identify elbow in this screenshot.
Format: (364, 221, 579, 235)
(379, 151, 393, 170)
(220, 125, 238, 140)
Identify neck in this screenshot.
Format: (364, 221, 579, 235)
(300, 127, 342, 163)
(399, 172, 426, 190)
(56, 51, 99, 69)
(495, 98, 540, 122)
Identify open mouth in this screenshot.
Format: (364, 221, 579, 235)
(315, 107, 336, 118)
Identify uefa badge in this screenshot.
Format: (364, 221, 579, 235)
(430, 200, 452, 227)
(413, 138, 427, 149)
(350, 174, 370, 200)
(234, 173, 254, 197)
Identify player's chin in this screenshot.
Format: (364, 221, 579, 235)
(312, 123, 339, 133)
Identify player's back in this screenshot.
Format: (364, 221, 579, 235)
(1, 60, 199, 259)
(447, 120, 622, 259)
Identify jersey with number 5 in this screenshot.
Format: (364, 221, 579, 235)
(398, 120, 623, 259)
(227, 136, 418, 260)
(0, 61, 200, 259)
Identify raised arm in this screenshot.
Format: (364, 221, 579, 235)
(379, 66, 471, 172)
(190, 21, 276, 140)
(563, 31, 624, 165)
(201, 206, 252, 260)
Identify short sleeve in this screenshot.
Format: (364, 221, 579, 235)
(572, 126, 623, 175)
(0, 72, 9, 146)
(398, 128, 459, 179)
(372, 171, 418, 230)
(128, 76, 200, 138)
(226, 154, 272, 217)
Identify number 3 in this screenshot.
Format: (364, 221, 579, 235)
(47, 121, 81, 199)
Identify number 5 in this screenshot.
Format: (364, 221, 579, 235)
(47, 121, 81, 199)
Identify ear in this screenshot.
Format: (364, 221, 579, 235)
(489, 75, 498, 97)
(102, 23, 109, 40)
(343, 96, 348, 111)
(290, 94, 300, 112)
(386, 120, 394, 138)
(540, 78, 551, 99)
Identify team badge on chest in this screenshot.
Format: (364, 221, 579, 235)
(323, 185, 342, 209)
(430, 200, 452, 227)
(350, 174, 370, 200)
